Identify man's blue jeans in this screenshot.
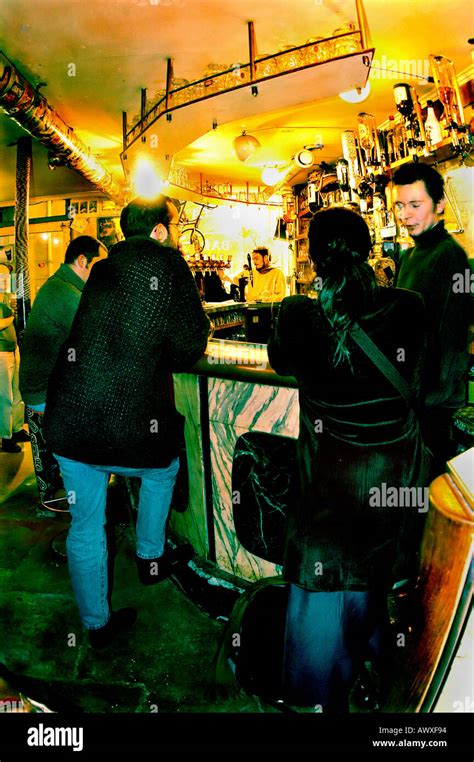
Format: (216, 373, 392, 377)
(55, 454, 180, 630)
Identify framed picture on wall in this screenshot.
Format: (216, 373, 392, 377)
(97, 217, 121, 251)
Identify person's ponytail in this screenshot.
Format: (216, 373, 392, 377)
(309, 210, 378, 367)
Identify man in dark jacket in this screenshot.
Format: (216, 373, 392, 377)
(393, 162, 472, 476)
(19, 236, 106, 507)
(44, 196, 210, 647)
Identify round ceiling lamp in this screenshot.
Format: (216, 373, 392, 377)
(294, 148, 314, 168)
(232, 131, 261, 162)
(339, 82, 371, 103)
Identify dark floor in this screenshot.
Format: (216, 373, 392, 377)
(3, 438, 470, 722)
(0, 440, 275, 714)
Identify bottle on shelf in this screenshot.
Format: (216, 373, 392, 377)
(429, 54, 466, 151)
(393, 82, 427, 160)
(424, 100, 443, 151)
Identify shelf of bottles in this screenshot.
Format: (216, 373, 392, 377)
(339, 55, 470, 242)
(184, 253, 233, 273)
(383, 55, 469, 166)
(294, 194, 314, 292)
(124, 23, 367, 149)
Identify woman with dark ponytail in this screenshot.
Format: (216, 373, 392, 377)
(268, 208, 431, 712)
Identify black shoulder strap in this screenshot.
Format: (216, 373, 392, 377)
(349, 322, 416, 409)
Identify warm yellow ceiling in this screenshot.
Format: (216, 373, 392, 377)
(0, 0, 472, 204)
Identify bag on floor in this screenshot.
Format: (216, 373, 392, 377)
(214, 576, 289, 701)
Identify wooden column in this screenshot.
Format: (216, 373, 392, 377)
(383, 473, 473, 711)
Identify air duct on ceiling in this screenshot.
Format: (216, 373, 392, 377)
(0, 50, 124, 204)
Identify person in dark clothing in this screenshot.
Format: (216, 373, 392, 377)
(19, 235, 107, 508)
(392, 162, 471, 477)
(267, 208, 431, 712)
(44, 196, 210, 648)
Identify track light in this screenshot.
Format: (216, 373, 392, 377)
(294, 148, 314, 167)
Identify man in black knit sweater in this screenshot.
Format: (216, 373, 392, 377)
(44, 196, 210, 647)
(393, 163, 471, 476)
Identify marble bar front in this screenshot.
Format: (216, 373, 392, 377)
(170, 338, 298, 583)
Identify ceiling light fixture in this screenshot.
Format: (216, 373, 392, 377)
(261, 167, 284, 186)
(132, 156, 163, 199)
(232, 131, 261, 162)
(339, 82, 371, 103)
(294, 148, 314, 167)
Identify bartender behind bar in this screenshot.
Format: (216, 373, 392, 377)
(235, 247, 286, 302)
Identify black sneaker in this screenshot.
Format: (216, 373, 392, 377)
(2, 438, 21, 453)
(12, 428, 30, 443)
(136, 544, 193, 585)
(88, 608, 137, 649)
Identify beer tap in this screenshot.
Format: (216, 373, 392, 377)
(247, 253, 254, 286)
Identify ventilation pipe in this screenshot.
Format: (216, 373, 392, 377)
(0, 51, 123, 204)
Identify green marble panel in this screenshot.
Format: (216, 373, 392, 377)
(170, 374, 209, 558)
(208, 377, 299, 581)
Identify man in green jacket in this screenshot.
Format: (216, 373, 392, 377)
(19, 235, 107, 507)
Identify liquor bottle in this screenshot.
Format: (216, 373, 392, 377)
(424, 100, 443, 151)
(336, 158, 351, 203)
(393, 83, 414, 119)
(429, 54, 466, 151)
(357, 113, 382, 171)
(393, 83, 426, 159)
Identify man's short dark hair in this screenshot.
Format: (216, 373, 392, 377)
(120, 196, 174, 238)
(64, 236, 103, 265)
(253, 247, 270, 258)
(392, 163, 445, 205)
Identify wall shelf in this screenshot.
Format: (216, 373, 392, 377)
(121, 48, 374, 197)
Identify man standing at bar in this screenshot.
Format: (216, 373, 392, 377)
(392, 163, 472, 475)
(44, 195, 210, 648)
(245, 247, 286, 302)
(19, 236, 107, 508)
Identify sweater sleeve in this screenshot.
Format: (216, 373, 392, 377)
(267, 296, 309, 376)
(164, 255, 210, 370)
(274, 269, 287, 300)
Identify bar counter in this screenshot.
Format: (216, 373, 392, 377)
(169, 340, 473, 713)
(170, 338, 298, 582)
